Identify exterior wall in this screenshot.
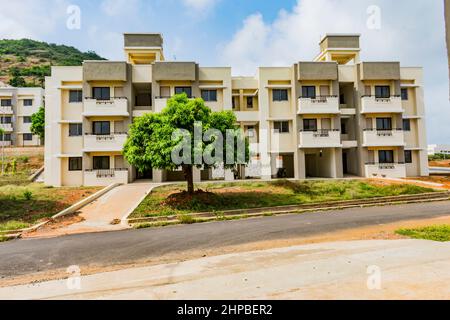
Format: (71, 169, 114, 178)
(0, 87, 43, 147)
(44, 33, 429, 186)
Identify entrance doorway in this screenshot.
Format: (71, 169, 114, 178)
(136, 168, 153, 180)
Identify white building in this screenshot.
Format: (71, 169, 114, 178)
(0, 86, 44, 147)
(428, 144, 450, 156)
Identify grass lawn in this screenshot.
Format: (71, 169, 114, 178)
(396, 225, 450, 242)
(131, 179, 435, 219)
(0, 152, 101, 232)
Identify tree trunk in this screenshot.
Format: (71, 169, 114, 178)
(183, 165, 194, 194)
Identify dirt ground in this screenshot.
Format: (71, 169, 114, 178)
(3, 214, 450, 288)
(406, 175, 450, 189)
(429, 160, 450, 167)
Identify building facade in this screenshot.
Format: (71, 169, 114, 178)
(0, 86, 44, 147)
(44, 33, 429, 187)
(428, 144, 450, 156)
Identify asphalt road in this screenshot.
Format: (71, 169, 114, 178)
(1, 200, 450, 279)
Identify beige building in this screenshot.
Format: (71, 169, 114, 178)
(0, 86, 44, 147)
(44, 33, 428, 187)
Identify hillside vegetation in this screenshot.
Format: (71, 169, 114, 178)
(0, 39, 104, 87)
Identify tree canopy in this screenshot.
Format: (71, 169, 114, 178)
(124, 94, 249, 193)
(31, 106, 45, 143)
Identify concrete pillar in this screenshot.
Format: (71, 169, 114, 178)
(296, 149, 306, 179)
(152, 169, 164, 183)
(193, 167, 201, 183)
(334, 148, 344, 178)
(224, 169, 235, 181)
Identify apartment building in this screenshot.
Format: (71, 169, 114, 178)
(0, 86, 44, 147)
(44, 33, 428, 187)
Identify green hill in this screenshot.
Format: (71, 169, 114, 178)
(0, 39, 105, 87)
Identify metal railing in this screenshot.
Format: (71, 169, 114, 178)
(85, 168, 128, 178)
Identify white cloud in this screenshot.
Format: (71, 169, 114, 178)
(0, 0, 69, 39)
(220, 0, 449, 144)
(182, 0, 218, 12)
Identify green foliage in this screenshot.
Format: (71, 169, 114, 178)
(0, 39, 105, 87)
(23, 190, 33, 201)
(31, 107, 45, 140)
(11, 158, 17, 175)
(396, 225, 450, 242)
(124, 94, 250, 193)
(429, 153, 450, 161)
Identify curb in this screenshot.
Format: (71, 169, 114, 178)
(128, 192, 450, 227)
(1, 183, 121, 237)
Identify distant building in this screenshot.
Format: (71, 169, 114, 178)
(428, 144, 450, 156)
(0, 86, 44, 147)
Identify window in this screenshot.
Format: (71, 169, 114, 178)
(376, 118, 392, 130)
(92, 87, 110, 100)
(92, 121, 110, 135)
(69, 157, 82, 171)
(175, 87, 192, 98)
(303, 119, 318, 132)
(23, 116, 32, 124)
(69, 123, 83, 137)
(405, 150, 413, 164)
(23, 99, 33, 106)
(301, 86, 316, 99)
(273, 89, 288, 102)
(93, 156, 110, 170)
(341, 119, 348, 135)
(274, 121, 289, 133)
(1, 99, 12, 107)
(0, 117, 12, 124)
(379, 150, 394, 164)
(401, 88, 409, 101)
(23, 133, 33, 141)
(69, 90, 83, 103)
(375, 86, 390, 98)
(0, 134, 11, 141)
(232, 97, 236, 109)
(247, 97, 253, 109)
(201, 90, 217, 102)
(403, 119, 411, 131)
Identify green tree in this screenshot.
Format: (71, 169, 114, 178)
(124, 94, 249, 194)
(31, 106, 45, 143)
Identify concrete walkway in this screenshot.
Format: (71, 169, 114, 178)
(2, 239, 449, 300)
(27, 181, 158, 238)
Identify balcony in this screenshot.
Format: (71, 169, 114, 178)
(84, 168, 129, 186)
(299, 129, 342, 148)
(365, 163, 406, 178)
(83, 98, 129, 117)
(298, 96, 340, 114)
(235, 111, 259, 122)
(0, 141, 11, 147)
(83, 133, 128, 152)
(0, 107, 13, 115)
(362, 129, 405, 147)
(0, 123, 13, 132)
(361, 96, 403, 114)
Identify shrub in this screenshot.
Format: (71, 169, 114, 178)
(178, 215, 195, 224)
(23, 190, 33, 201)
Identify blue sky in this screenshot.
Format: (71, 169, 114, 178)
(0, 0, 449, 144)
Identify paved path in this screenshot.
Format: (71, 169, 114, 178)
(1, 200, 450, 279)
(27, 181, 157, 237)
(1, 239, 449, 300)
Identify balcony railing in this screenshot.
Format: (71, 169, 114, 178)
(360, 95, 403, 113)
(0, 107, 13, 114)
(83, 133, 128, 152)
(0, 123, 13, 132)
(83, 97, 129, 117)
(364, 162, 406, 178)
(299, 129, 342, 148)
(362, 128, 405, 147)
(84, 168, 129, 186)
(298, 95, 340, 114)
